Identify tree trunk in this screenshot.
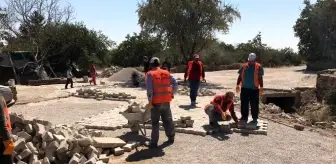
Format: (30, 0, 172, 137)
(7, 53, 20, 84)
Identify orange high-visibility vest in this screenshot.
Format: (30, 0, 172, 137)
(240, 62, 261, 88)
(205, 94, 232, 113)
(186, 61, 204, 80)
(148, 68, 173, 104)
(1, 97, 12, 132)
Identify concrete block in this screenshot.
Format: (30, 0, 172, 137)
(77, 137, 93, 147)
(56, 140, 69, 153)
(96, 161, 105, 164)
(42, 132, 54, 142)
(17, 131, 33, 142)
(56, 151, 68, 163)
(99, 154, 110, 163)
(14, 138, 26, 151)
(42, 142, 47, 149)
(26, 142, 38, 154)
(47, 140, 59, 150)
(122, 144, 133, 152)
(34, 123, 46, 136)
(12, 127, 22, 135)
(102, 149, 111, 155)
(185, 120, 194, 127)
(87, 145, 99, 154)
(25, 124, 33, 134)
(17, 161, 27, 164)
(12, 135, 19, 141)
(79, 156, 88, 163)
(71, 145, 82, 155)
(87, 150, 98, 160)
(92, 137, 126, 148)
(113, 147, 124, 156)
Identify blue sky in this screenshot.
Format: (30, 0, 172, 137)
(1, 0, 316, 51)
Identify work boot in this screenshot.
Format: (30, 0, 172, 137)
(191, 101, 196, 107)
(144, 141, 158, 149)
(249, 119, 258, 124)
(166, 137, 174, 144)
(209, 122, 219, 128)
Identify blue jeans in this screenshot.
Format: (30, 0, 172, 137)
(188, 80, 200, 102)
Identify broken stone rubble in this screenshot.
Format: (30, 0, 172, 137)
(75, 88, 136, 101)
(9, 113, 139, 164)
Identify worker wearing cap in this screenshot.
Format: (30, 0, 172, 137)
(145, 57, 178, 148)
(236, 53, 264, 124)
(184, 54, 205, 106)
(0, 94, 14, 164)
(204, 91, 238, 127)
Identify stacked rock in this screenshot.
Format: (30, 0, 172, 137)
(173, 116, 194, 128)
(177, 86, 216, 96)
(100, 66, 122, 78)
(75, 88, 136, 101)
(9, 113, 139, 164)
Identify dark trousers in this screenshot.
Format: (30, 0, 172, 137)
(0, 140, 13, 164)
(240, 88, 259, 120)
(151, 103, 175, 144)
(65, 78, 73, 89)
(188, 80, 200, 102)
(204, 104, 231, 123)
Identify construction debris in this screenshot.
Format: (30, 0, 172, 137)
(260, 103, 282, 114)
(100, 66, 122, 78)
(173, 116, 194, 128)
(177, 86, 216, 96)
(9, 113, 139, 164)
(75, 88, 136, 101)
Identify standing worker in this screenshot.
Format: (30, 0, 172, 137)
(161, 57, 172, 72)
(184, 54, 205, 106)
(236, 53, 264, 124)
(204, 91, 238, 127)
(89, 64, 97, 85)
(145, 57, 178, 148)
(0, 94, 14, 164)
(65, 66, 74, 89)
(143, 56, 150, 73)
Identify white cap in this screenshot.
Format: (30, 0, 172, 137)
(150, 57, 160, 64)
(248, 53, 257, 61)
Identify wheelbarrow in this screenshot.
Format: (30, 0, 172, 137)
(120, 106, 151, 136)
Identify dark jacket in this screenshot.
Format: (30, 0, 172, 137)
(143, 61, 150, 73)
(184, 61, 205, 80)
(161, 61, 171, 72)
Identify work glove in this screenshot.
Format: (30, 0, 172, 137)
(259, 87, 264, 95)
(235, 85, 240, 94)
(3, 139, 14, 155)
(221, 112, 227, 121)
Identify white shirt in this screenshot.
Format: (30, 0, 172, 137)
(67, 70, 73, 78)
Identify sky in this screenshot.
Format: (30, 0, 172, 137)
(1, 0, 317, 51)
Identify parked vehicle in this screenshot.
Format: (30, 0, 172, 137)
(0, 85, 15, 107)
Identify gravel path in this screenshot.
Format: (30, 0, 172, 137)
(104, 123, 336, 164)
(10, 97, 127, 125)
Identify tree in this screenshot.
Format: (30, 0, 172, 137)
(294, 0, 336, 62)
(110, 33, 163, 67)
(137, 0, 240, 63)
(1, 0, 74, 37)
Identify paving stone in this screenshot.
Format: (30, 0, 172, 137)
(79, 156, 88, 164)
(77, 137, 93, 147)
(16, 149, 32, 161)
(113, 147, 124, 156)
(185, 120, 194, 127)
(12, 134, 18, 141)
(69, 155, 80, 164)
(34, 123, 46, 136)
(17, 161, 27, 164)
(92, 137, 126, 148)
(47, 141, 59, 150)
(56, 140, 69, 153)
(56, 151, 69, 163)
(42, 157, 50, 164)
(98, 154, 110, 163)
(14, 138, 26, 151)
(26, 142, 38, 154)
(25, 124, 33, 134)
(42, 132, 54, 142)
(96, 161, 105, 164)
(122, 143, 133, 152)
(17, 131, 32, 142)
(102, 149, 111, 155)
(84, 157, 97, 164)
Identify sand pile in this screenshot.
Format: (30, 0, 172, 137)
(108, 68, 144, 82)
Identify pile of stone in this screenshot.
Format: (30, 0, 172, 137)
(173, 116, 194, 128)
(10, 113, 139, 164)
(75, 88, 136, 101)
(260, 103, 282, 114)
(100, 66, 122, 78)
(177, 86, 216, 96)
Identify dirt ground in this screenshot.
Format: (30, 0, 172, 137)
(10, 65, 335, 164)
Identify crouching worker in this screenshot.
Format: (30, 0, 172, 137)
(145, 57, 178, 148)
(0, 94, 14, 164)
(204, 91, 238, 127)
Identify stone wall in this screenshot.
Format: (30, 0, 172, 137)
(316, 72, 336, 101)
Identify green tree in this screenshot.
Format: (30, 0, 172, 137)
(110, 33, 163, 67)
(137, 0, 240, 63)
(294, 0, 336, 63)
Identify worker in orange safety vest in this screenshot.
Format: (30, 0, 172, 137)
(184, 54, 205, 107)
(0, 94, 14, 164)
(204, 91, 238, 127)
(236, 53, 264, 125)
(145, 57, 178, 148)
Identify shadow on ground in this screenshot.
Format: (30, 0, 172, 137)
(202, 125, 230, 141)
